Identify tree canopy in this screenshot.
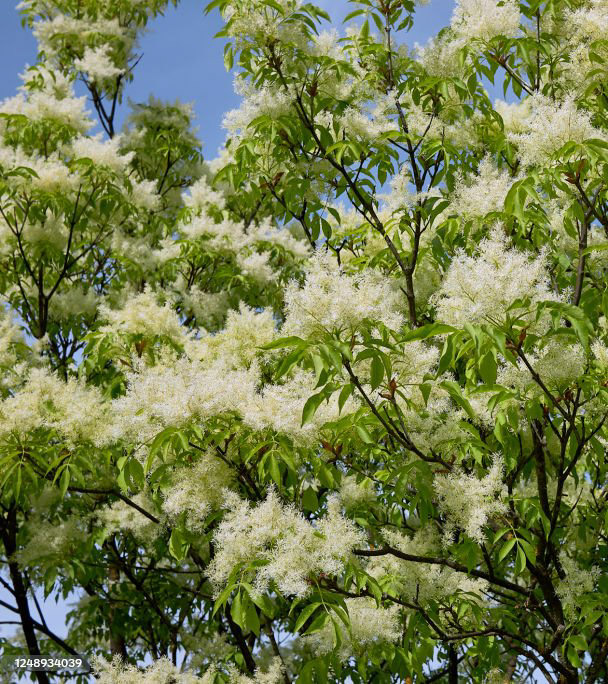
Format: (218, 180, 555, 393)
(1, 0, 608, 682)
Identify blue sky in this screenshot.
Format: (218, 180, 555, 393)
(0, 0, 456, 157)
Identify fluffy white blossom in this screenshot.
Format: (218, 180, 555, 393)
(92, 656, 211, 684)
(178, 286, 230, 329)
(434, 456, 507, 545)
(451, 0, 520, 41)
(227, 658, 285, 684)
(0, 69, 91, 132)
(498, 338, 586, 393)
(184, 175, 226, 211)
(282, 251, 404, 338)
(97, 491, 161, 542)
(591, 339, 608, 368)
(415, 35, 469, 78)
(236, 250, 276, 284)
(556, 553, 600, 617)
(48, 286, 99, 319)
(0, 145, 78, 193)
(431, 228, 557, 328)
(507, 95, 608, 168)
(242, 369, 359, 446)
(74, 45, 124, 82)
(450, 157, 517, 219)
(190, 304, 275, 369)
(223, 84, 292, 135)
(99, 288, 185, 343)
(339, 475, 376, 510)
(71, 134, 134, 173)
(338, 104, 396, 141)
(306, 597, 400, 658)
(566, 0, 608, 42)
(494, 98, 532, 134)
(368, 526, 489, 603)
(102, 357, 259, 445)
(0, 367, 106, 445)
(162, 452, 235, 530)
(16, 516, 88, 566)
(208, 490, 364, 597)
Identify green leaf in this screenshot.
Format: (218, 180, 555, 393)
(567, 645, 582, 668)
(338, 383, 354, 414)
(294, 602, 321, 632)
(519, 539, 536, 565)
(260, 336, 306, 350)
(231, 591, 245, 630)
(248, 591, 275, 618)
(515, 545, 527, 575)
(403, 323, 456, 342)
(440, 381, 475, 420)
(59, 467, 70, 498)
(169, 528, 189, 561)
(479, 351, 497, 385)
(302, 610, 330, 635)
(356, 424, 374, 444)
(437, 333, 457, 375)
(245, 600, 260, 636)
(301, 392, 326, 426)
(302, 487, 319, 512)
(498, 538, 517, 563)
(370, 356, 384, 390)
(568, 634, 587, 651)
(213, 582, 235, 617)
(223, 43, 233, 71)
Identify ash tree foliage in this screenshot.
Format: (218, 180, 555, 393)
(1, 0, 608, 682)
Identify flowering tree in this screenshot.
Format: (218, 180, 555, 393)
(1, 0, 607, 681)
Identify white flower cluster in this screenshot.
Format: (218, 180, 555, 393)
(451, 0, 520, 42)
(191, 304, 275, 368)
(450, 157, 517, 220)
(223, 83, 292, 136)
(431, 228, 557, 328)
(337, 103, 396, 142)
(367, 526, 489, 603)
(338, 475, 376, 510)
(16, 516, 88, 567)
(29, 14, 126, 57)
(208, 491, 365, 597)
(99, 288, 185, 343)
(71, 134, 135, 173)
(226, 658, 285, 684)
(498, 338, 586, 394)
(0, 367, 106, 446)
(161, 451, 235, 530)
(494, 98, 532, 135)
(434, 456, 507, 545)
(591, 339, 608, 368)
(415, 35, 469, 79)
(0, 144, 78, 193)
(242, 369, 359, 446)
(102, 356, 259, 445)
(507, 95, 608, 168)
(221, 0, 307, 47)
(92, 656, 211, 684)
(566, 0, 608, 43)
(305, 597, 400, 658)
(0, 68, 92, 133)
(74, 45, 124, 83)
(282, 251, 404, 338)
(0, 308, 29, 391)
(97, 491, 161, 542)
(556, 553, 600, 618)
